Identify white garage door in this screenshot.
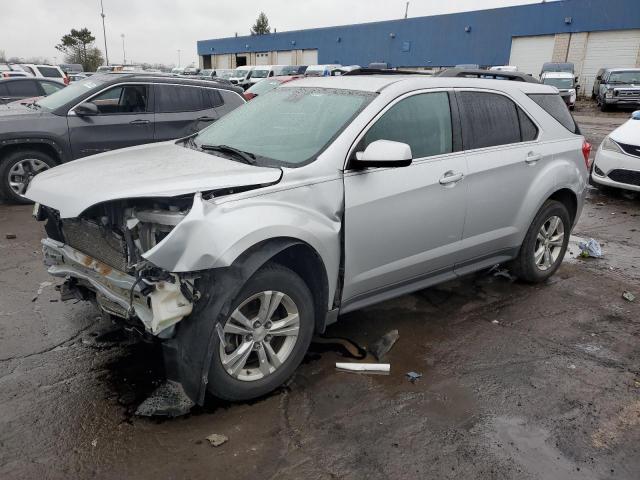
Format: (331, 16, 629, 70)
(509, 35, 555, 77)
(301, 49, 318, 65)
(581, 30, 640, 96)
(215, 54, 231, 69)
(256, 52, 270, 66)
(276, 50, 293, 65)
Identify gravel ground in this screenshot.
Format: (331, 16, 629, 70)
(0, 103, 638, 479)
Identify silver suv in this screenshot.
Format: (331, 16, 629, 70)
(27, 75, 590, 405)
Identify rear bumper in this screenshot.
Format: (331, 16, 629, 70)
(42, 238, 192, 335)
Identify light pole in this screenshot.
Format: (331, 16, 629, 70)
(100, 0, 109, 65)
(177, 49, 181, 67)
(121, 34, 126, 65)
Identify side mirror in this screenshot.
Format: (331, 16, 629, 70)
(74, 102, 99, 116)
(352, 140, 412, 168)
(596, 75, 602, 81)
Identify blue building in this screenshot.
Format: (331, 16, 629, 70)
(198, 0, 640, 94)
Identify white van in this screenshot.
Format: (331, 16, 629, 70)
(246, 65, 287, 86)
(229, 66, 254, 89)
(304, 64, 342, 77)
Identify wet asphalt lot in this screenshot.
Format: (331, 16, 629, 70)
(1, 101, 639, 479)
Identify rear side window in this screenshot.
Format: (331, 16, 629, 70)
(220, 89, 244, 108)
(6, 80, 40, 96)
(40, 81, 65, 95)
(458, 92, 520, 149)
(38, 67, 63, 78)
(155, 85, 209, 112)
(527, 93, 579, 134)
(205, 88, 223, 108)
(518, 108, 538, 141)
(359, 92, 453, 159)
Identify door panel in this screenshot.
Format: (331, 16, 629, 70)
(68, 84, 153, 158)
(454, 90, 548, 265)
(342, 91, 467, 303)
(343, 155, 468, 302)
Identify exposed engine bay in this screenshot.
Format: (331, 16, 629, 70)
(36, 194, 201, 336)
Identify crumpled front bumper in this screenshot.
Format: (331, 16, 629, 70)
(42, 237, 192, 335)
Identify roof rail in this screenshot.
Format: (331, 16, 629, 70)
(437, 68, 540, 83)
(342, 68, 430, 76)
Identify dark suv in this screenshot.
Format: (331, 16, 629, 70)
(0, 73, 245, 203)
(592, 68, 640, 111)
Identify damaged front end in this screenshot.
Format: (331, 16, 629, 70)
(36, 194, 200, 337)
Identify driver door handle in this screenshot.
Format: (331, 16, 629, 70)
(439, 171, 465, 185)
(129, 119, 150, 125)
(525, 152, 543, 164)
(197, 116, 216, 122)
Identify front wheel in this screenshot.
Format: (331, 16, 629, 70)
(0, 149, 56, 204)
(207, 264, 315, 401)
(511, 200, 571, 283)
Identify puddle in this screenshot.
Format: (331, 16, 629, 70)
(486, 416, 598, 479)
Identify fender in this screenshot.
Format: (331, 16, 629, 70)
(144, 179, 344, 309)
(0, 136, 70, 163)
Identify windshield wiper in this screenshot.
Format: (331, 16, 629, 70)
(199, 144, 256, 165)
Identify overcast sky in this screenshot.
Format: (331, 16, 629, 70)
(2, 0, 544, 66)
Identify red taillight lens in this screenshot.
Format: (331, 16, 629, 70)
(243, 92, 256, 101)
(63, 76, 70, 85)
(582, 140, 592, 169)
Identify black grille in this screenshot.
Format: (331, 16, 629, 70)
(608, 169, 640, 186)
(618, 142, 640, 157)
(62, 219, 128, 271)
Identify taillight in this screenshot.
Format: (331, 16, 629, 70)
(63, 76, 70, 85)
(582, 140, 592, 169)
(243, 92, 256, 101)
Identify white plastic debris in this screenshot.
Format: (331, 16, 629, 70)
(622, 291, 635, 302)
(336, 362, 390, 373)
(578, 238, 602, 258)
(406, 371, 423, 383)
(206, 433, 228, 447)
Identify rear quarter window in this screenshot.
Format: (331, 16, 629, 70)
(528, 93, 579, 134)
(38, 67, 63, 78)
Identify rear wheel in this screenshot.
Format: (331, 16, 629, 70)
(511, 200, 571, 283)
(0, 149, 56, 204)
(207, 264, 315, 401)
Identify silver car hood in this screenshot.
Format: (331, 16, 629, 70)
(26, 141, 282, 218)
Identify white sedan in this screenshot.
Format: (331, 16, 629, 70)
(591, 111, 640, 192)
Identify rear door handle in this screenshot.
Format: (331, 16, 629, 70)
(525, 152, 543, 164)
(129, 119, 150, 125)
(197, 116, 216, 122)
(439, 171, 465, 185)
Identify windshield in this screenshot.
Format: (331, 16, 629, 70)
(217, 69, 233, 79)
(280, 66, 301, 75)
(194, 87, 374, 166)
(543, 77, 574, 89)
(608, 71, 640, 84)
(305, 67, 326, 77)
(246, 79, 283, 95)
(36, 76, 110, 111)
(232, 69, 249, 78)
(251, 69, 269, 79)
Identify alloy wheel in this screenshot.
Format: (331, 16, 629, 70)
(8, 158, 50, 197)
(534, 215, 565, 271)
(219, 290, 300, 382)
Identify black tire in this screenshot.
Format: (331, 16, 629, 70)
(207, 263, 315, 401)
(511, 200, 571, 283)
(0, 149, 56, 204)
(599, 96, 610, 112)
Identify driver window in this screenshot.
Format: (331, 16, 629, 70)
(90, 85, 149, 114)
(357, 92, 453, 160)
